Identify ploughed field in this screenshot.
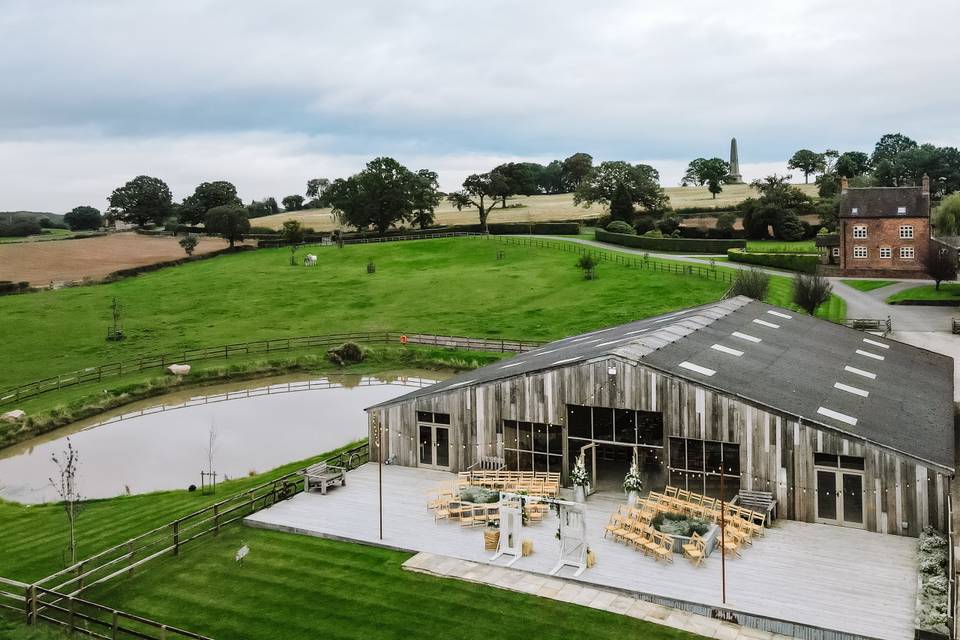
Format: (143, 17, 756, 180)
(0, 232, 239, 285)
(254, 184, 819, 231)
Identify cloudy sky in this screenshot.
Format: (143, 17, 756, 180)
(2, 0, 958, 212)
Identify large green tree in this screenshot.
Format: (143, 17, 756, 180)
(835, 151, 871, 178)
(871, 133, 918, 166)
(108, 175, 173, 226)
(740, 174, 814, 240)
(63, 206, 102, 231)
(573, 161, 668, 214)
(409, 169, 442, 229)
(179, 181, 240, 224)
(686, 157, 730, 198)
(282, 195, 305, 211)
(447, 172, 503, 232)
(537, 160, 565, 194)
(560, 153, 593, 191)
(205, 204, 250, 248)
(326, 157, 419, 235)
(787, 149, 826, 183)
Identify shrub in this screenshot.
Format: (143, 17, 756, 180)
(792, 273, 833, 315)
(635, 215, 656, 234)
(249, 226, 276, 235)
(605, 220, 635, 235)
(727, 248, 819, 273)
(656, 213, 681, 235)
(0, 219, 42, 237)
(596, 228, 745, 254)
(651, 511, 710, 537)
(178, 234, 199, 256)
(918, 527, 951, 633)
(715, 212, 737, 238)
(326, 342, 365, 366)
(577, 254, 598, 280)
(726, 268, 770, 301)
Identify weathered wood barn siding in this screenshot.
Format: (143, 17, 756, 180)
(370, 357, 950, 536)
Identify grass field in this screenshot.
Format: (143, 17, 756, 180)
(744, 240, 817, 254)
(254, 184, 819, 231)
(0, 237, 844, 399)
(886, 283, 960, 303)
(0, 448, 697, 640)
(840, 280, 898, 293)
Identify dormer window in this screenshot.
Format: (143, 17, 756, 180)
(897, 206, 907, 215)
(851, 207, 859, 214)
(852, 225, 867, 239)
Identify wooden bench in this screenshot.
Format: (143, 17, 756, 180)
(732, 490, 776, 526)
(303, 462, 345, 495)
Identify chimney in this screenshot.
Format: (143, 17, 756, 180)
(922, 174, 930, 196)
(840, 176, 849, 192)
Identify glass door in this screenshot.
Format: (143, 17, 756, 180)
(815, 468, 864, 528)
(816, 469, 838, 523)
(417, 424, 451, 470)
(434, 427, 450, 469)
(419, 425, 432, 466)
(841, 472, 864, 527)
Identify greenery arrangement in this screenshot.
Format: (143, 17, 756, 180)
(651, 512, 710, 538)
(916, 527, 950, 634)
(459, 486, 499, 504)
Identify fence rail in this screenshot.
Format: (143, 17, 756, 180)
(485, 234, 736, 285)
(0, 332, 542, 407)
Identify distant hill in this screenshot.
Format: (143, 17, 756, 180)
(0, 211, 64, 223)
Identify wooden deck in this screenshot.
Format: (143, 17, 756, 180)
(245, 464, 918, 640)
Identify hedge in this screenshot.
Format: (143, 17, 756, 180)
(595, 229, 745, 254)
(727, 248, 819, 273)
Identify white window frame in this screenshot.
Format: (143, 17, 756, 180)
(853, 246, 868, 259)
(831, 247, 840, 257)
(899, 225, 914, 239)
(897, 206, 907, 215)
(900, 246, 915, 260)
(879, 247, 892, 259)
(852, 225, 867, 239)
(851, 207, 859, 214)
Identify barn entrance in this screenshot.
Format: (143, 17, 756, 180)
(566, 404, 666, 494)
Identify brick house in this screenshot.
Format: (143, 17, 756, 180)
(838, 175, 931, 277)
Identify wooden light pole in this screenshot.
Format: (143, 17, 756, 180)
(719, 462, 727, 604)
(378, 417, 383, 541)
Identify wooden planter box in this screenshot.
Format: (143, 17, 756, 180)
(483, 529, 499, 551)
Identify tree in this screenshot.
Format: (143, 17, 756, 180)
(538, 160, 565, 194)
(573, 161, 668, 214)
(835, 151, 871, 178)
(792, 273, 832, 315)
(247, 200, 275, 218)
(49, 439, 82, 565)
(409, 169, 441, 229)
(178, 234, 199, 256)
(178, 181, 240, 224)
(871, 133, 918, 167)
(740, 174, 814, 240)
(205, 204, 250, 248)
(108, 175, 173, 226)
(493, 162, 543, 204)
(933, 193, 960, 236)
(924, 246, 957, 291)
(560, 153, 593, 191)
(64, 206, 102, 231)
(306, 178, 330, 200)
(773, 210, 805, 241)
(281, 219, 304, 265)
(448, 172, 502, 232)
(682, 158, 708, 186)
(282, 195, 305, 211)
(608, 182, 635, 222)
(326, 157, 418, 235)
(715, 212, 737, 238)
(787, 149, 826, 183)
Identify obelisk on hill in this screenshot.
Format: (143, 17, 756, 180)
(728, 137, 744, 184)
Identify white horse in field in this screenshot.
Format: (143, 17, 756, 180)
(304, 254, 317, 266)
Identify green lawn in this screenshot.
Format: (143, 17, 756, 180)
(0, 448, 697, 640)
(840, 279, 898, 293)
(886, 283, 960, 303)
(745, 240, 817, 254)
(0, 236, 845, 405)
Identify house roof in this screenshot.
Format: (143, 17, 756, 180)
(839, 186, 930, 219)
(370, 297, 955, 471)
(815, 234, 839, 247)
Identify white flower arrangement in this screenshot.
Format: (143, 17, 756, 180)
(570, 454, 589, 487)
(623, 459, 643, 493)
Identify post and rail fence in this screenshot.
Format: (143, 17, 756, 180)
(0, 442, 369, 639)
(0, 332, 542, 407)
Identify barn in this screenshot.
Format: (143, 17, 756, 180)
(367, 296, 955, 536)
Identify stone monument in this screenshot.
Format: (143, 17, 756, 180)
(728, 137, 744, 184)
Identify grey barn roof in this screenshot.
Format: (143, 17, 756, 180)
(371, 297, 955, 471)
(839, 186, 930, 218)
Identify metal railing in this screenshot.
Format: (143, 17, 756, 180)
(0, 332, 542, 406)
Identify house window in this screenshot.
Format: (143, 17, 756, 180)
(879, 247, 892, 259)
(503, 420, 562, 472)
(900, 225, 914, 239)
(853, 246, 868, 259)
(668, 437, 740, 501)
(831, 247, 840, 257)
(851, 207, 859, 214)
(897, 206, 907, 215)
(852, 225, 867, 239)
(900, 246, 915, 259)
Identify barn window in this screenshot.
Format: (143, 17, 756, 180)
(502, 420, 562, 472)
(566, 404, 664, 448)
(416, 411, 450, 424)
(567, 405, 592, 439)
(668, 436, 740, 501)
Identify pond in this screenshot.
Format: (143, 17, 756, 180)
(0, 371, 442, 504)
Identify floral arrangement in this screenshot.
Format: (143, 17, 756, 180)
(570, 454, 589, 487)
(623, 459, 643, 494)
